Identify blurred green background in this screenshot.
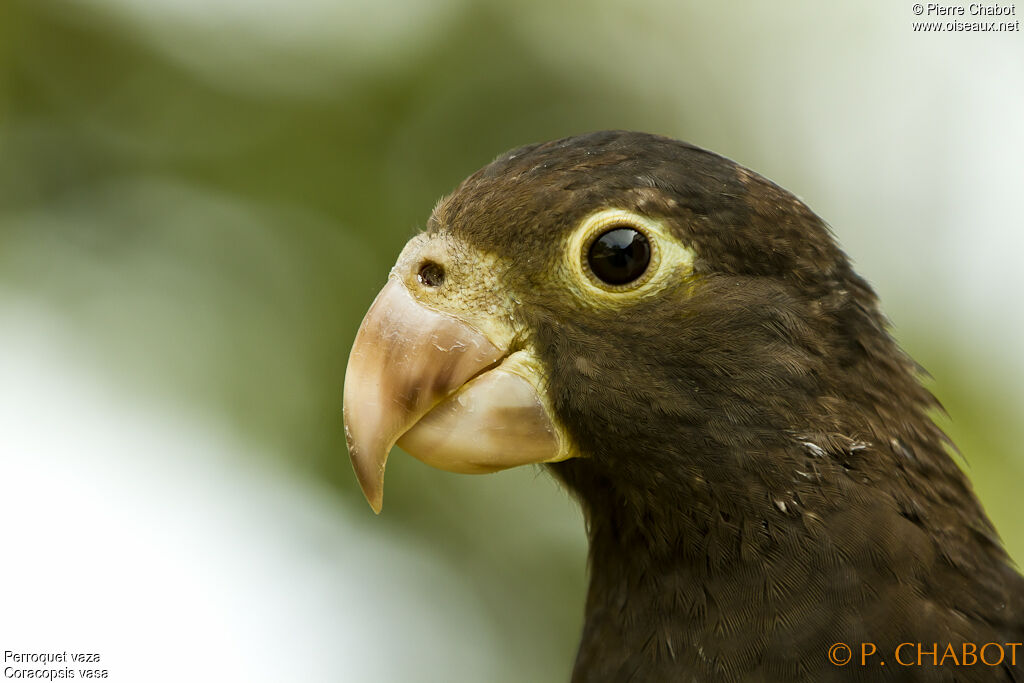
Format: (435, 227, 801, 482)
(1, 1, 1021, 681)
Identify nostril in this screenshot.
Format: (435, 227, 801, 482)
(417, 261, 445, 288)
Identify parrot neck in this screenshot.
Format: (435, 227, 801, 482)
(564, 472, 777, 681)
(549, 440, 1024, 682)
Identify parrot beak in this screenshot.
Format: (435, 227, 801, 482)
(343, 277, 568, 513)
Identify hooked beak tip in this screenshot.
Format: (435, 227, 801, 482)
(345, 422, 386, 514)
(367, 491, 383, 515)
(353, 457, 385, 514)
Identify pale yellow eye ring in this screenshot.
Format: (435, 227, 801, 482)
(564, 208, 695, 301)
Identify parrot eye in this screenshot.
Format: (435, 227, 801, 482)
(565, 208, 694, 303)
(587, 227, 651, 285)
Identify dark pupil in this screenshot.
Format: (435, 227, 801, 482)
(587, 227, 651, 285)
